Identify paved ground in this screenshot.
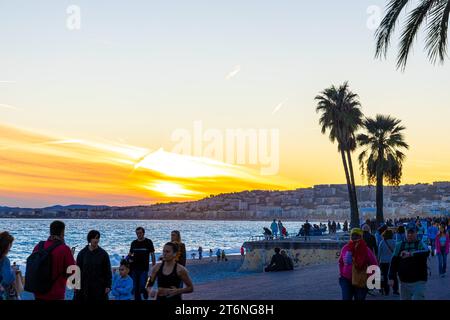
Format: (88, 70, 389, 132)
(185, 256, 450, 300)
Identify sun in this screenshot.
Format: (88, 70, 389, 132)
(148, 181, 199, 198)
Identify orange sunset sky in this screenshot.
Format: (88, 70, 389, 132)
(0, 1, 449, 207)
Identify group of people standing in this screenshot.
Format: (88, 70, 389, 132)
(338, 217, 449, 301)
(268, 219, 288, 239)
(0, 221, 194, 301)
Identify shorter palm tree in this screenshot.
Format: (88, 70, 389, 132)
(357, 115, 409, 225)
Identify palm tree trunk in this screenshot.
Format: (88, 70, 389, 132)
(346, 150, 359, 218)
(340, 150, 358, 228)
(376, 171, 384, 225)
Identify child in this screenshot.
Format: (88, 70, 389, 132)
(111, 259, 133, 300)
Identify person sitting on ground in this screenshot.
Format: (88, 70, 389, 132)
(265, 248, 287, 272)
(280, 250, 293, 271)
(112, 259, 133, 300)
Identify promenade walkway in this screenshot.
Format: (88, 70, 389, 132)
(186, 256, 450, 300)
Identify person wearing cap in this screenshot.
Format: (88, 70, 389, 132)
(388, 223, 430, 300)
(338, 228, 378, 300)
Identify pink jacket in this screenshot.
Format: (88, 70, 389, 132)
(435, 234, 450, 255)
(338, 243, 378, 281)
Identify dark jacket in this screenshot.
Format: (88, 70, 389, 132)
(363, 231, 378, 256)
(389, 240, 430, 283)
(265, 253, 287, 272)
(75, 246, 112, 301)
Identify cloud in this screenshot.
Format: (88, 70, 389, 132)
(225, 65, 241, 80)
(0, 124, 296, 207)
(0, 103, 20, 111)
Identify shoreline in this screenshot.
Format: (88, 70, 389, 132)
(0, 217, 339, 222)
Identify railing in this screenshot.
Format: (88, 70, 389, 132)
(247, 232, 349, 242)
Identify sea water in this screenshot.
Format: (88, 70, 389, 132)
(0, 218, 327, 268)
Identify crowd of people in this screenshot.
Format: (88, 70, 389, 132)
(0, 221, 199, 301)
(338, 216, 449, 301)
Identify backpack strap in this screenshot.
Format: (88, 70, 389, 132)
(46, 241, 63, 253)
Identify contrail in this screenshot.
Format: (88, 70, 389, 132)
(225, 65, 241, 80)
(0, 81, 16, 84)
(272, 98, 288, 114)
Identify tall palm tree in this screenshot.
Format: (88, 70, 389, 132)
(315, 82, 364, 228)
(357, 115, 409, 225)
(375, 0, 450, 70)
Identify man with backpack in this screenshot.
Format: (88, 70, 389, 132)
(25, 220, 75, 300)
(388, 223, 430, 300)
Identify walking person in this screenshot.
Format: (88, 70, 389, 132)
(240, 246, 245, 261)
(377, 229, 398, 295)
(145, 242, 194, 301)
(389, 223, 430, 300)
(428, 222, 439, 257)
(362, 224, 378, 256)
(343, 220, 349, 233)
(198, 246, 203, 260)
(216, 249, 221, 262)
(0, 231, 18, 300)
(221, 250, 227, 262)
(129, 227, 155, 301)
(26, 221, 76, 300)
(74, 230, 112, 301)
(338, 228, 378, 300)
(395, 225, 406, 243)
(209, 249, 213, 261)
(435, 225, 449, 277)
(171, 230, 186, 266)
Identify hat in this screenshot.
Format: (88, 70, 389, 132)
(350, 228, 363, 236)
(406, 223, 417, 232)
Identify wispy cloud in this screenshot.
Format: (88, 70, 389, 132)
(225, 65, 241, 80)
(0, 103, 20, 111)
(272, 98, 288, 115)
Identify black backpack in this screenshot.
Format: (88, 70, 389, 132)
(24, 241, 62, 294)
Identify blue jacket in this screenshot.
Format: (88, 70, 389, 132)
(427, 226, 439, 240)
(378, 239, 396, 264)
(112, 274, 133, 300)
(0, 257, 15, 287)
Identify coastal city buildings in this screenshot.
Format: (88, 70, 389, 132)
(1, 182, 449, 220)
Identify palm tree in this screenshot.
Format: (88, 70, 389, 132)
(315, 82, 364, 228)
(375, 0, 450, 70)
(357, 115, 409, 225)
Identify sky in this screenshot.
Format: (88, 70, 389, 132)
(0, 0, 449, 207)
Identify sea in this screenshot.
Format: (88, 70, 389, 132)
(0, 218, 329, 269)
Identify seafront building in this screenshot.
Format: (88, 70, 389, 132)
(1, 182, 449, 220)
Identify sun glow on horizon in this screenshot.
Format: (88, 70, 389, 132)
(0, 124, 297, 207)
(147, 181, 200, 198)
